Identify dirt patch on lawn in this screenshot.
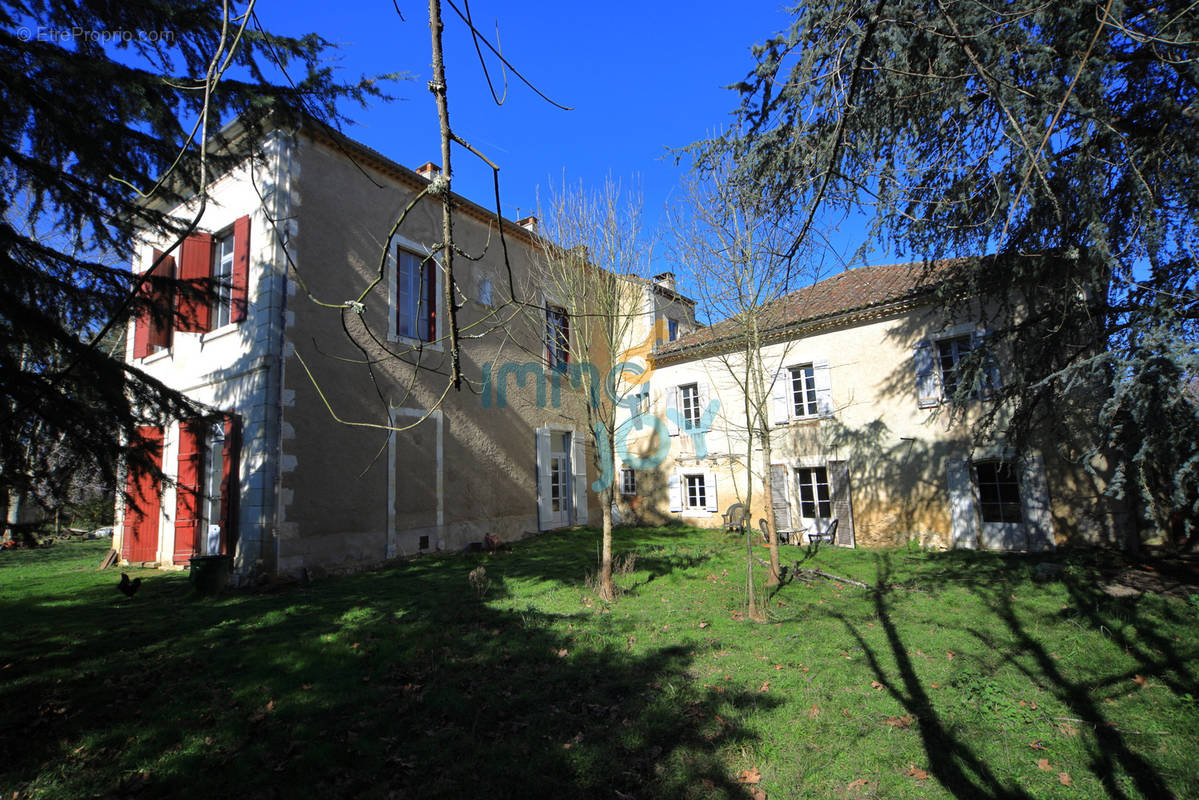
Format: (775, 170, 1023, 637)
(1096, 553, 1199, 599)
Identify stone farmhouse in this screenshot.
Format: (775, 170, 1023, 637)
(114, 121, 1120, 582)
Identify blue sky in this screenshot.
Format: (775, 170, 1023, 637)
(256, 2, 885, 292)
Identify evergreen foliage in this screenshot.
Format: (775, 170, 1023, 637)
(704, 0, 1199, 547)
(0, 1, 388, 518)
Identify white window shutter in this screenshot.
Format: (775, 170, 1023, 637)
(572, 432, 589, 526)
(813, 360, 833, 417)
(770, 464, 791, 531)
(535, 428, 552, 530)
(668, 472, 682, 512)
(771, 370, 790, 425)
(914, 341, 939, 408)
(704, 471, 719, 513)
(665, 385, 680, 436)
(947, 458, 979, 548)
(1019, 453, 1055, 551)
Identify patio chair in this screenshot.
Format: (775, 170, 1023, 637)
(722, 503, 749, 533)
(804, 518, 839, 548)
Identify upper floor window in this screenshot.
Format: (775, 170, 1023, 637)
(211, 230, 236, 330)
(679, 383, 701, 429)
(915, 330, 999, 407)
(131, 215, 249, 359)
(397, 248, 436, 342)
(790, 364, 818, 418)
(546, 305, 570, 370)
(667, 317, 679, 341)
(936, 335, 972, 396)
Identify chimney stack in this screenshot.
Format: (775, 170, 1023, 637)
(516, 215, 539, 235)
(653, 271, 677, 292)
(415, 161, 440, 180)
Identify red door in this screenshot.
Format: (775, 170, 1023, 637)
(173, 421, 205, 564)
(122, 426, 163, 562)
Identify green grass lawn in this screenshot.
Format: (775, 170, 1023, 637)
(1, 528, 1196, 799)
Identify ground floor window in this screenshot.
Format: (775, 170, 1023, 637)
(685, 474, 707, 509)
(620, 467, 636, 496)
(974, 460, 1022, 523)
(796, 466, 831, 520)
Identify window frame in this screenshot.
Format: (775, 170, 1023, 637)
(684, 473, 707, 509)
(796, 466, 832, 521)
(789, 363, 819, 419)
(210, 228, 236, 331)
(973, 460, 1023, 524)
(620, 467, 637, 496)
(546, 304, 570, 370)
(393, 246, 438, 344)
(679, 383, 701, 430)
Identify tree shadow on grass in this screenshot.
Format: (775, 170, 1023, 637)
(829, 552, 1186, 800)
(0, 544, 770, 800)
(833, 555, 1035, 800)
(959, 573, 1187, 800)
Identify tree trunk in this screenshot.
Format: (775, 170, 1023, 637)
(760, 417, 781, 585)
(600, 485, 614, 601)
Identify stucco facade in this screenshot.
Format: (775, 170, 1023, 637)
(634, 265, 1123, 550)
(115, 124, 600, 582)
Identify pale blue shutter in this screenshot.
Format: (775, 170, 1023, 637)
(914, 341, 939, 408)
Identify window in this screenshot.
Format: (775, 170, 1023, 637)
(796, 467, 831, 520)
(974, 461, 1023, 523)
(790, 364, 818, 418)
(680, 383, 700, 430)
(620, 468, 636, 496)
(668, 318, 679, 341)
(685, 474, 707, 509)
(546, 305, 569, 370)
(397, 248, 436, 342)
(937, 335, 972, 396)
(478, 277, 492, 307)
(211, 230, 236, 330)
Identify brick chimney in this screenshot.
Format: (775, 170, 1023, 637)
(654, 271, 676, 292)
(516, 215, 539, 235)
(415, 161, 440, 180)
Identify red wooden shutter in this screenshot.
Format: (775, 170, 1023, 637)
(134, 251, 174, 358)
(424, 259, 437, 342)
(121, 426, 163, 562)
(231, 215, 251, 323)
(147, 251, 174, 352)
(173, 421, 204, 564)
(177, 233, 213, 332)
(218, 415, 241, 555)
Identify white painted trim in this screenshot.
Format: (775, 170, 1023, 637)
(387, 237, 444, 350)
(387, 406, 444, 558)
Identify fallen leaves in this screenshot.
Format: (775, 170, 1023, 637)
(907, 764, 930, 779)
(870, 680, 884, 691)
(1132, 674, 1147, 688)
(758, 680, 771, 693)
(738, 767, 762, 784)
(1059, 772, 1072, 786)
(807, 704, 821, 718)
(945, 651, 955, 660)
(1029, 741, 1048, 750)
(883, 714, 913, 729)
(847, 778, 869, 790)
(1037, 758, 1052, 772)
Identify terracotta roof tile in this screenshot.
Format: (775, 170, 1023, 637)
(657, 258, 968, 361)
